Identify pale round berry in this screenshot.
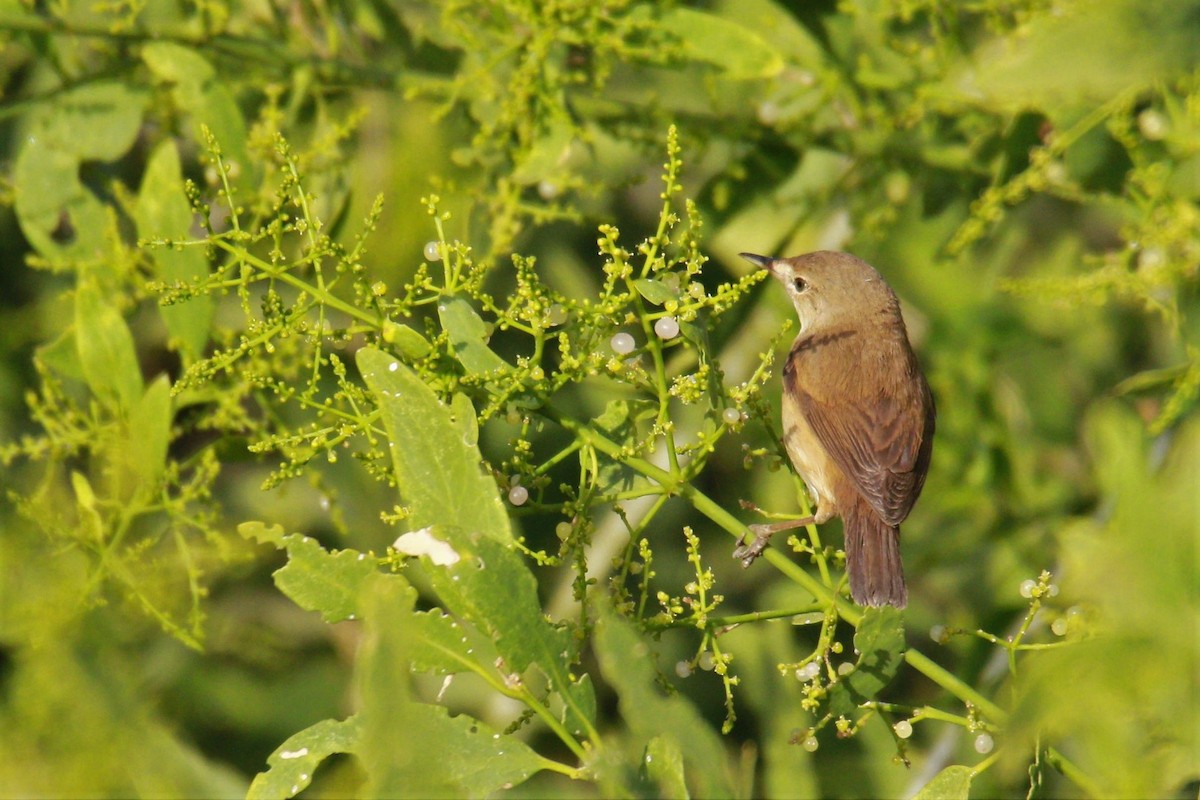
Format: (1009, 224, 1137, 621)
(698, 651, 715, 671)
(610, 332, 636, 355)
(1019, 579, 1037, 598)
(546, 304, 568, 326)
(675, 661, 693, 678)
(836, 661, 854, 676)
(930, 624, 948, 643)
(1138, 109, 1169, 140)
(722, 407, 741, 425)
(537, 180, 558, 200)
(797, 661, 820, 681)
(508, 485, 529, 506)
(893, 720, 913, 739)
(802, 735, 819, 752)
(556, 521, 573, 540)
(654, 316, 680, 340)
(371, 281, 387, 297)
(974, 733, 994, 754)
(424, 241, 442, 261)
(1051, 617, 1068, 636)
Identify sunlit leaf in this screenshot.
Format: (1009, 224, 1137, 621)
(827, 606, 906, 716)
(912, 765, 973, 800)
(74, 281, 143, 412)
(247, 717, 362, 800)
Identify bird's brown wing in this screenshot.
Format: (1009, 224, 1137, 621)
(793, 371, 934, 527)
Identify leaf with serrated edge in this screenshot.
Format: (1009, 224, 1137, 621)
(238, 522, 376, 623)
(357, 347, 509, 540)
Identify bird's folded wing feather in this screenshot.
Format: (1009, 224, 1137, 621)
(797, 381, 933, 526)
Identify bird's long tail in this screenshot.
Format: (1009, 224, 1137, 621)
(843, 497, 907, 608)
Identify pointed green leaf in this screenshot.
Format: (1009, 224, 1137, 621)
(437, 296, 509, 374)
(828, 606, 906, 716)
(247, 717, 363, 800)
(75, 281, 143, 412)
(912, 765, 974, 800)
(357, 347, 509, 540)
(136, 142, 212, 363)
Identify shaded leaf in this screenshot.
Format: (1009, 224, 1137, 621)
(643, 736, 689, 799)
(594, 608, 735, 798)
(827, 606, 906, 717)
(129, 376, 172, 493)
(633, 278, 676, 306)
(383, 320, 433, 359)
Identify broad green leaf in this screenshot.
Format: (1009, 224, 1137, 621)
(141, 43, 255, 189)
(357, 347, 509, 540)
(827, 606, 906, 717)
(417, 526, 596, 738)
(247, 717, 363, 800)
(437, 296, 509, 374)
(136, 142, 212, 363)
(633, 278, 676, 306)
(407, 608, 501, 675)
(643, 736, 689, 799)
(357, 575, 545, 797)
(594, 609, 735, 798)
(75, 281, 143, 412)
(912, 765, 974, 800)
(661, 8, 784, 80)
(12, 82, 147, 259)
(238, 522, 379, 623)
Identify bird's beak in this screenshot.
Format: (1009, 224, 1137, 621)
(739, 252, 774, 272)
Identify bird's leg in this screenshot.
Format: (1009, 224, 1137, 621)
(733, 516, 816, 567)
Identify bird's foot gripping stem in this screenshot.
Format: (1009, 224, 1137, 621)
(732, 517, 817, 567)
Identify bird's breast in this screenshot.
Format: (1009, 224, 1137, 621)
(781, 392, 844, 521)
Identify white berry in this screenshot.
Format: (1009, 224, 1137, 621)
(424, 241, 441, 261)
(654, 316, 680, 339)
(974, 733, 994, 754)
(610, 332, 636, 355)
(508, 486, 529, 506)
(893, 720, 913, 739)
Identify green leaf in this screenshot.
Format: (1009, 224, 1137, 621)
(594, 608, 735, 798)
(633, 278, 676, 306)
(247, 717, 363, 800)
(437, 296, 509, 374)
(827, 606, 906, 717)
(407, 608, 501, 676)
(382, 320, 433, 359)
(912, 765, 974, 800)
(661, 8, 784, 80)
(238, 522, 379, 623)
(417, 526, 596, 738)
(129, 376, 173, 492)
(357, 347, 509, 540)
(643, 736, 689, 799)
(357, 574, 545, 797)
(13, 83, 147, 259)
(74, 281, 143, 412)
(358, 349, 595, 735)
(142, 43, 255, 189)
(136, 142, 213, 363)
(450, 392, 478, 448)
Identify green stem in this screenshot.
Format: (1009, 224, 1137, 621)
(1045, 747, 1104, 799)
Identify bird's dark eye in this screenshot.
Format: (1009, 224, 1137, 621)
(792, 276, 808, 292)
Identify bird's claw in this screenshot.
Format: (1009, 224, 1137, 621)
(733, 526, 773, 568)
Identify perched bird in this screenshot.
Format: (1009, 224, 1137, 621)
(735, 251, 935, 608)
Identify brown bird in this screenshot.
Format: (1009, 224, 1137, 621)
(735, 251, 935, 608)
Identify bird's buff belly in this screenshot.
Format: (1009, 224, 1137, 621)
(782, 401, 842, 523)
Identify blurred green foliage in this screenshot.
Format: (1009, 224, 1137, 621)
(0, 1, 1197, 798)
